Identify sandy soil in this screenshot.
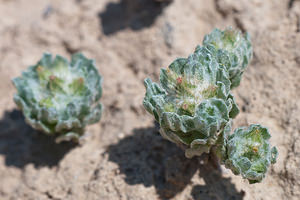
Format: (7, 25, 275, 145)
(0, 0, 299, 199)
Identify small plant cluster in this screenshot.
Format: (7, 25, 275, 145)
(143, 28, 278, 183)
(13, 53, 103, 143)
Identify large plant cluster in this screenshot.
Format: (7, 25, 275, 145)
(143, 28, 278, 183)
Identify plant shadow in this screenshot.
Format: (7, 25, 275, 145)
(0, 109, 76, 168)
(191, 162, 245, 200)
(98, 0, 172, 35)
(107, 123, 245, 200)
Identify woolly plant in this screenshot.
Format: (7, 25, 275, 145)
(13, 53, 103, 143)
(143, 28, 278, 183)
(144, 46, 239, 158)
(203, 27, 252, 88)
(224, 124, 278, 183)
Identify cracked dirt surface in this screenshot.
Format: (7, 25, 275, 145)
(0, 0, 299, 199)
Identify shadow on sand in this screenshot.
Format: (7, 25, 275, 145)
(0, 109, 76, 168)
(107, 123, 245, 200)
(98, 0, 172, 35)
(191, 163, 245, 200)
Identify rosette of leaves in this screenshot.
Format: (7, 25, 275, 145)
(203, 27, 253, 88)
(224, 124, 278, 183)
(143, 46, 239, 158)
(143, 27, 278, 184)
(13, 53, 103, 142)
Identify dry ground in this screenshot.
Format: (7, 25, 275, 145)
(0, 0, 299, 199)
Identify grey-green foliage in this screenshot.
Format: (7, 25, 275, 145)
(225, 124, 278, 183)
(144, 46, 239, 158)
(143, 27, 277, 184)
(203, 27, 252, 88)
(13, 53, 103, 143)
